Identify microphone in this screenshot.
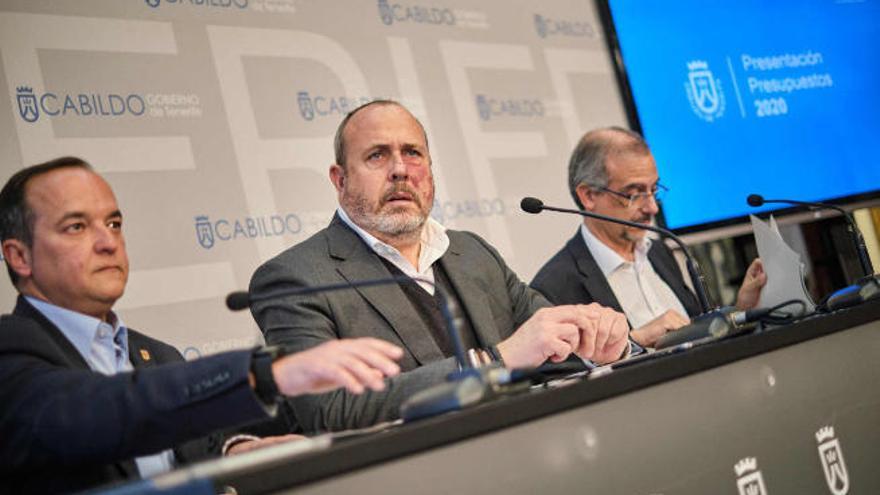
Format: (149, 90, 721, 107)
(748, 193, 880, 310)
(747, 193, 874, 278)
(521, 197, 760, 349)
(521, 197, 713, 313)
(228, 276, 503, 421)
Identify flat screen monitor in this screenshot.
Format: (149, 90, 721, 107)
(599, 0, 880, 233)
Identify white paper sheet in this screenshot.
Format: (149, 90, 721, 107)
(751, 214, 815, 312)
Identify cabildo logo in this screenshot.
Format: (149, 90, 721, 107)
(15, 86, 202, 123)
(377, 0, 455, 26)
(297, 91, 374, 121)
(16, 86, 145, 123)
(195, 214, 302, 249)
(145, 0, 248, 9)
(685, 60, 726, 122)
(475, 94, 545, 121)
(430, 197, 506, 225)
(533, 14, 595, 39)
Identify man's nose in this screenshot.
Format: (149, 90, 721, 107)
(389, 151, 409, 181)
(641, 194, 660, 215)
(94, 225, 120, 253)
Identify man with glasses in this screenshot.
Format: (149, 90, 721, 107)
(531, 127, 765, 347)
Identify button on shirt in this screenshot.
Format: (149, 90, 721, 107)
(579, 224, 689, 329)
(337, 207, 450, 295)
(25, 297, 176, 478)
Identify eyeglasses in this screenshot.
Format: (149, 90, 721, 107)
(598, 182, 668, 208)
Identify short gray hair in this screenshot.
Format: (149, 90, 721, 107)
(567, 126, 649, 208)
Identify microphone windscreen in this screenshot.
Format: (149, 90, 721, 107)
(747, 194, 765, 207)
(520, 197, 544, 214)
(226, 291, 251, 311)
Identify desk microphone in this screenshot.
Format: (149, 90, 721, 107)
(747, 194, 874, 278)
(520, 197, 756, 349)
(521, 197, 713, 313)
(747, 193, 879, 310)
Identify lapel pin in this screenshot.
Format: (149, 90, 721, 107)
(139, 349, 151, 361)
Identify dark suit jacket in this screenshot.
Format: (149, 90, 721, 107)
(0, 297, 269, 494)
(531, 231, 701, 322)
(249, 215, 550, 432)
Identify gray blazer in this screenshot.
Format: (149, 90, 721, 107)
(249, 214, 550, 432)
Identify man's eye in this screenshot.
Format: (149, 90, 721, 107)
(404, 149, 422, 157)
(64, 223, 85, 233)
(108, 220, 123, 230)
(367, 151, 384, 160)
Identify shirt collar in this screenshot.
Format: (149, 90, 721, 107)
(25, 296, 129, 364)
(336, 206, 450, 270)
(579, 223, 653, 277)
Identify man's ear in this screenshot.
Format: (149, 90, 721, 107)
(576, 184, 596, 210)
(329, 164, 345, 192)
(2, 239, 32, 280)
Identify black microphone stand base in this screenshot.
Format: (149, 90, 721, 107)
(824, 274, 880, 311)
(654, 307, 740, 350)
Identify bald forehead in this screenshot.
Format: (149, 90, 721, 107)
(26, 167, 105, 195)
(25, 168, 116, 214)
(589, 128, 641, 150)
(344, 103, 423, 139)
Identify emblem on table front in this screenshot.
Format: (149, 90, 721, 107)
(735, 457, 767, 495)
(816, 426, 849, 495)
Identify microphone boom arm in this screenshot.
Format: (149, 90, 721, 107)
(533, 202, 714, 314)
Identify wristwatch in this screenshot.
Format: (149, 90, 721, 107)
(250, 346, 282, 406)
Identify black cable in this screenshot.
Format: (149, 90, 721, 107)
(756, 299, 809, 327)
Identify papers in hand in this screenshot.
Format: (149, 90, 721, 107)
(750, 215, 815, 312)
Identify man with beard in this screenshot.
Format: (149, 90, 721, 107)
(531, 127, 766, 347)
(249, 101, 631, 432)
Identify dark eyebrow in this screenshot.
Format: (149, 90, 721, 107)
(366, 144, 391, 154)
(56, 211, 87, 226)
(622, 179, 660, 191)
(56, 209, 123, 226)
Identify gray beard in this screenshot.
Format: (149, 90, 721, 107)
(343, 195, 427, 239)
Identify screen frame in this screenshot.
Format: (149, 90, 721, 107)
(594, 0, 880, 235)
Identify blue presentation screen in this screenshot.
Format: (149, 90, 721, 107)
(605, 0, 880, 232)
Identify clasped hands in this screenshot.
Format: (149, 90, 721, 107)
(495, 304, 630, 369)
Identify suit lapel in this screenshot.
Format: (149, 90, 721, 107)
(13, 297, 141, 479)
(13, 297, 92, 370)
(327, 216, 444, 365)
(568, 234, 625, 313)
(438, 244, 500, 349)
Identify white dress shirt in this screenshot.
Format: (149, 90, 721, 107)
(579, 224, 689, 329)
(337, 207, 450, 295)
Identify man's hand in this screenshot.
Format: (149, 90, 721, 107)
(630, 309, 690, 348)
(271, 338, 403, 397)
(736, 258, 766, 310)
(495, 304, 629, 369)
(577, 303, 630, 365)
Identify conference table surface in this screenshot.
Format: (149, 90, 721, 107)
(145, 298, 880, 495)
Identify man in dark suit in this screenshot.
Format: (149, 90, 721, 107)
(531, 127, 766, 347)
(249, 100, 632, 433)
(0, 157, 404, 494)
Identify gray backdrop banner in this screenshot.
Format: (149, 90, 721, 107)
(0, 0, 626, 357)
